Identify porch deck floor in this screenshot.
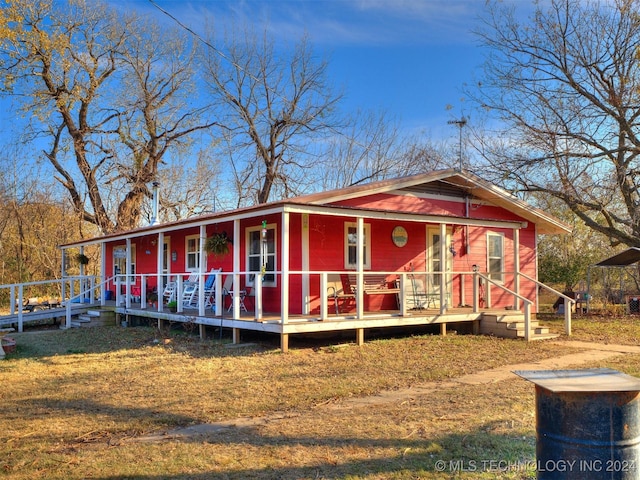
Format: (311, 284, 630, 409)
(114, 301, 490, 337)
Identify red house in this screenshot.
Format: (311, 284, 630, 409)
(60, 169, 572, 351)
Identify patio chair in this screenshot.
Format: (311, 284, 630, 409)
(163, 272, 198, 303)
(182, 268, 221, 308)
(162, 277, 177, 303)
(401, 275, 436, 310)
(222, 275, 247, 312)
(327, 274, 355, 314)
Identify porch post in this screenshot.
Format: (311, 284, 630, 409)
(356, 217, 364, 319)
(157, 232, 164, 312)
(17, 284, 23, 332)
(281, 212, 290, 324)
(320, 273, 328, 320)
(232, 219, 241, 317)
(439, 222, 447, 314)
(281, 333, 289, 353)
(61, 248, 67, 304)
(514, 228, 520, 311)
(199, 225, 207, 316)
(301, 214, 310, 314)
(101, 241, 107, 306)
(79, 246, 85, 278)
(79, 246, 86, 302)
(400, 273, 408, 317)
(125, 238, 132, 308)
(254, 274, 263, 320)
(472, 266, 479, 313)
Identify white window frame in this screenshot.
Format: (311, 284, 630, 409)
(344, 222, 371, 270)
(487, 232, 504, 283)
(246, 223, 277, 287)
(113, 245, 136, 283)
(185, 235, 201, 272)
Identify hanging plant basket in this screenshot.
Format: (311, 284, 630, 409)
(205, 232, 232, 257)
(76, 253, 90, 265)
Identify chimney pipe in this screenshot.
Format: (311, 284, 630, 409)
(150, 181, 160, 226)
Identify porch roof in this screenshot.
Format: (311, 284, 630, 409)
(289, 169, 571, 235)
(60, 169, 570, 249)
(595, 247, 640, 267)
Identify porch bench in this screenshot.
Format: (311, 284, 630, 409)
(347, 274, 400, 295)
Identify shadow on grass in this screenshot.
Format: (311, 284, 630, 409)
(9, 325, 271, 360)
(90, 424, 537, 479)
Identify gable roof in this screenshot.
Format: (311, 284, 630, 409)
(61, 169, 570, 248)
(289, 169, 571, 235)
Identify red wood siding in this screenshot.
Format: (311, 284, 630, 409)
(103, 189, 541, 314)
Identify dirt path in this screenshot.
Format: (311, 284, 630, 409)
(135, 340, 640, 442)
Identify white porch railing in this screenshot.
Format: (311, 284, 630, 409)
(472, 271, 534, 340)
(0, 276, 101, 332)
(518, 272, 575, 336)
(2, 269, 568, 340)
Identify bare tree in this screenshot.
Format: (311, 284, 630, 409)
(0, 0, 217, 234)
(319, 110, 403, 189)
(0, 147, 82, 290)
(471, 0, 640, 247)
(201, 30, 342, 204)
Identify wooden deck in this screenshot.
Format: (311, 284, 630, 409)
(114, 302, 489, 351)
(0, 300, 553, 352)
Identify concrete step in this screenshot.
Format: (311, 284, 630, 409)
(76, 314, 92, 323)
(81, 309, 116, 327)
(480, 312, 555, 341)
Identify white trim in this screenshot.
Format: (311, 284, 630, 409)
(185, 234, 200, 272)
(344, 222, 371, 270)
(284, 204, 526, 229)
(301, 214, 310, 314)
(281, 212, 290, 324)
(487, 231, 505, 284)
(246, 223, 278, 287)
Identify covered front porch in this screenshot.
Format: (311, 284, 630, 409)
(0, 267, 575, 352)
(107, 268, 569, 351)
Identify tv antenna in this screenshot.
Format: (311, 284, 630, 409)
(448, 117, 467, 171)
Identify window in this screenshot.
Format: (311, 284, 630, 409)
(487, 233, 504, 283)
(185, 235, 201, 272)
(113, 245, 136, 282)
(431, 232, 441, 286)
(246, 224, 277, 286)
(344, 222, 371, 269)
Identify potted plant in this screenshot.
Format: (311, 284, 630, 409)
(76, 253, 90, 265)
(147, 292, 158, 308)
(166, 300, 177, 313)
(205, 231, 232, 257)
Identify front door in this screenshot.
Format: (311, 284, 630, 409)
(427, 227, 453, 308)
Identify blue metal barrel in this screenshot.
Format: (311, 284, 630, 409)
(517, 369, 640, 480)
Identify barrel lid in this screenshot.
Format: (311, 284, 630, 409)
(514, 368, 640, 393)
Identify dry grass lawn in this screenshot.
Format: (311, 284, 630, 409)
(2, 316, 640, 479)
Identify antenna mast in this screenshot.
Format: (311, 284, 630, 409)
(448, 117, 467, 171)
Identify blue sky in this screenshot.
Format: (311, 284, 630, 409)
(112, 0, 497, 142)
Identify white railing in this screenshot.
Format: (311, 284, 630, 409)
(518, 272, 574, 336)
(63, 276, 115, 329)
(0, 276, 101, 332)
(3, 269, 558, 340)
(472, 271, 535, 340)
(115, 269, 544, 327)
